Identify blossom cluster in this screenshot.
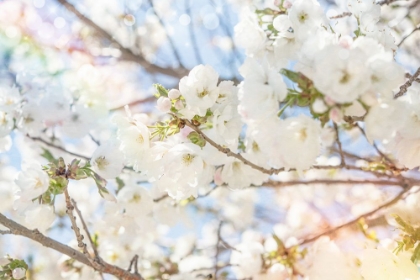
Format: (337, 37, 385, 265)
(1, 0, 420, 279)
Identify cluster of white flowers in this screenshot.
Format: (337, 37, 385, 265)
(3, 0, 420, 279)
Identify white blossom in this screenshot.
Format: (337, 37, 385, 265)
(15, 164, 50, 202)
(91, 142, 124, 179)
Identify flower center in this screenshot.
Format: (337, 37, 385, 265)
(182, 154, 195, 166)
(95, 156, 109, 170)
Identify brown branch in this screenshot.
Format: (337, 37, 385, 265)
(127, 255, 140, 276)
(182, 118, 395, 178)
(0, 213, 142, 280)
(214, 222, 223, 278)
(184, 119, 286, 175)
(355, 124, 395, 166)
(334, 123, 346, 167)
(185, 0, 204, 65)
(377, 0, 409, 5)
(405, 72, 420, 83)
(398, 24, 420, 47)
(109, 96, 156, 111)
(298, 183, 413, 245)
(147, 0, 185, 68)
(56, 0, 188, 78)
(28, 135, 90, 161)
(329, 12, 352, 19)
(0, 213, 92, 266)
(262, 178, 404, 188)
(64, 189, 90, 257)
(71, 198, 100, 260)
(395, 67, 420, 98)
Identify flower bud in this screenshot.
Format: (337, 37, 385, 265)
(168, 89, 181, 99)
(312, 98, 328, 114)
(157, 97, 172, 113)
(174, 100, 184, 110)
(12, 267, 26, 279)
(329, 107, 344, 123)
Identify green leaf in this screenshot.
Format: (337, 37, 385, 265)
(40, 148, 57, 164)
(154, 84, 169, 98)
(187, 131, 206, 148)
(393, 214, 416, 235)
(272, 233, 286, 255)
(116, 177, 125, 193)
(411, 242, 420, 263)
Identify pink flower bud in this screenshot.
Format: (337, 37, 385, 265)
(12, 268, 26, 279)
(168, 89, 181, 99)
(174, 100, 184, 110)
(329, 107, 343, 123)
(157, 97, 172, 113)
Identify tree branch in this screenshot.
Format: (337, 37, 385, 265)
(377, 0, 409, 5)
(394, 67, 420, 98)
(56, 0, 188, 78)
(185, 0, 204, 65)
(28, 135, 90, 161)
(262, 178, 404, 188)
(71, 198, 100, 260)
(329, 12, 352, 19)
(182, 118, 397, 178)
(398, 24, 420, 47)
(0, 212, 143, 280)
(298, 183, 413, 245)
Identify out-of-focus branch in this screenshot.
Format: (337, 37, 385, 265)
(355, 124, 395, 165)
(406, 72, 420, 83)
(186, 0, 204, 65)
(147, 0, 185, 68)
(110, 95, 156, 111)
(56, 0, 188, 78)
(298, 183, 413, 245)
(398, 24, 420, 47)
(329, 12, 352, 19)
(334, 123, 346, 167)
(28, 135, 90, 161)
(377, 0, 409, 5)
(395, 66, 420, 98)
(263, 178, 404, 188)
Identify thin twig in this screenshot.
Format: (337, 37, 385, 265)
(334, 123, 346, 167)
(182, 117, 394, 177)
(395, 67, 420, 98)
(355, 123, 395, 165)
(185, 0, 204, 65)
(377, 0, 408, 5)
(298, 184, 413, 245)
(28, 135, 90, 160)
(56, 0, 188, 78)
(405, 72, 420, 83)
(127, 255, 140, 275)
(398, 24, 420, 47)
(109, 96, 156, 111)
(64, 189, 90, 256)
(183, 118, 285, 175)
(71, 198, 100, 260)
(88, 134, 101, 146)
(147, 0, 185, 68)
(262, 178, 404, 188)
(329, 12, 352, 19)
